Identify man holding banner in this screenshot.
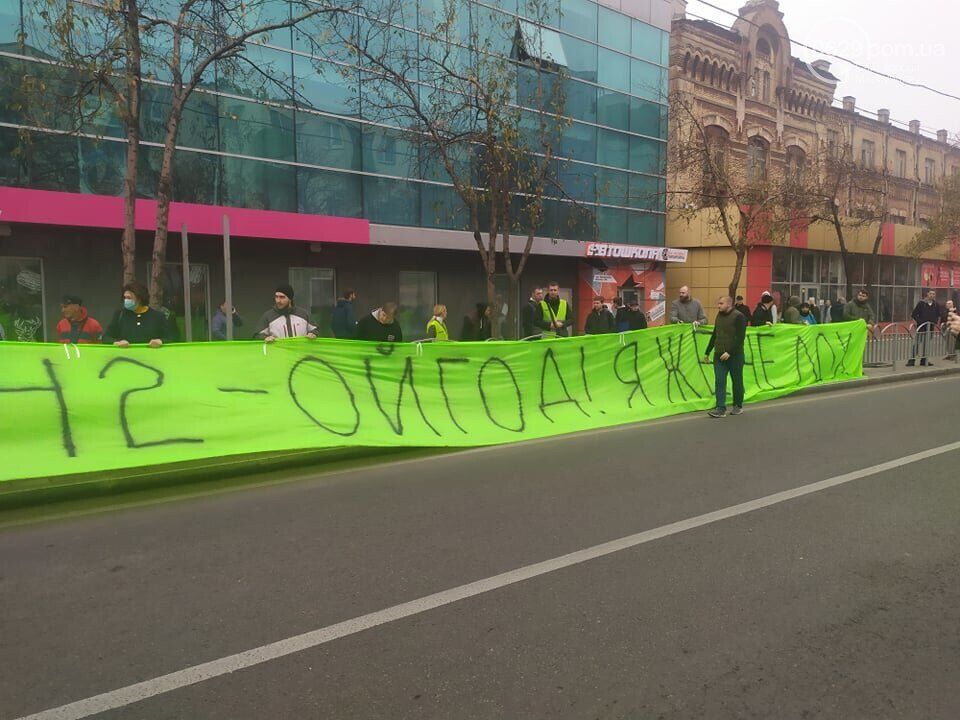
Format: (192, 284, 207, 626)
(704, 295, 747, 418)
(255, 285, 318, 343)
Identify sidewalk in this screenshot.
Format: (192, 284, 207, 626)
(795, 357, 960, 397)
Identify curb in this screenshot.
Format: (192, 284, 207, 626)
(791, 364, 960, 397)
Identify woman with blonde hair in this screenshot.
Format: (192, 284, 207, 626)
(426, 304, 449, 340)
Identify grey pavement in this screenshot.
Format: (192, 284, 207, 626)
(1, 374, 959, 719)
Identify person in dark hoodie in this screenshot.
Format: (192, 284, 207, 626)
(734, 295, 752, 320)
(832, 296, 846, 322)
(105, 282, 177, 347)
(521, 287, 544, 338)
(781, 295, 802, 324)
(461, 303, 492, 341)
(751, 291, 778, 326)
(254, 284, 318, 342)
(622, 299, 648, 331)
(331, 289, 357, 339)
(584, 296, 616, 334)
(356, 302, 403, 342)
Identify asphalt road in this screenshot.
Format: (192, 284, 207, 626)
(2, 376, 959, 720)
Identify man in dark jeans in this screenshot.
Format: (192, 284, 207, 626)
(908, 289, 941, 366)
(703, 295, 748, 418)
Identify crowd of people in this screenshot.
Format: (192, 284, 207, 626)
(20, 281, 960, 378)
(683, 286, 960, 418)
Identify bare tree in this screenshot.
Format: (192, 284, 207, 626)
(906, 171, 960, 258)
(21, 0, 146, 283)
(667, 90, 810, 297)
(335, 0, 591, 337)
(24, 0, 355, 306)
(805, 128, 894, 301)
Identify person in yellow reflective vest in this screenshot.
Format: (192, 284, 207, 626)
(536, 282, 574, 338)
(426, 304, 450, 340)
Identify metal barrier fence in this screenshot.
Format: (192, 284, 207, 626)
(863, 322, 958, 369)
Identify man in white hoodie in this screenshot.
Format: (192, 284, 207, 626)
(254, 284, 318, 342)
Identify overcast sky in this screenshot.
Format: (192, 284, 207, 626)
(685, 0, 960, 140)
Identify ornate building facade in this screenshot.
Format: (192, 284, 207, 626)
(665, 0, 960, 323)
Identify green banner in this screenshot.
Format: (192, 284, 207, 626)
(0, 322, 866, 483)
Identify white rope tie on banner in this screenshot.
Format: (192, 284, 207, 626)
(62, 344, 71, 360)
(619, 332, 626, 346)
(72, 343, 81, 359)
(262, 341, 268, 356)
(415, 342, 423, 357)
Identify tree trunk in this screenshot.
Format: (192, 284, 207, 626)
(728, 247, 746, 298)
(149, 102, 183, 308)
(486, 270, 498, 340)
(121, 0, 142, 285)
(832, 213, 854, 302)
(121, 128, 139, 285)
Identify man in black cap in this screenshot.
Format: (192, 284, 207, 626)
(254, 284, 318, 342)
(55, 294, 103, 344)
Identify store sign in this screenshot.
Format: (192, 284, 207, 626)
(584, 243, 688, 263)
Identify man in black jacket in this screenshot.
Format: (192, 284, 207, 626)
(521, 287, 544, 339)
(584, 296, 616, 334)
(622, 299, 648, 331)
(703, 295, 747, 418)
(908, 290, 941, 366)
(356, 302, 403, 342)
(734, 295, 752, 320)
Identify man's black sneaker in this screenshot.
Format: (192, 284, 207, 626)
(708, 408, 727, 418)
(730, 406, 743, 416)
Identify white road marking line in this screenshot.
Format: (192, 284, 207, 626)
(15, 439, 960, 720)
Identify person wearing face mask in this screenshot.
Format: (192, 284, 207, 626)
(104, 281, 176, 348)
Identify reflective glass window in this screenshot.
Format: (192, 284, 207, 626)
(629, 137, 663, 175)
(561, 0, 597, 40)
(222, 156, 295, 211)
(631, 59, 665, 102)
(597, 128, 629, 169)
(363, 176, 419, 225)
(563, 79, 597, 124)
(560, 121, 596, 163)
(293, 55, 359, 116)
(597, 89, 630, 131)
(598, 7, 630, 53)
(219, 98, 295, 161)
(627, 210, 660, 245)
(596, 167, 629, 206)
(298, 167, 362, 217)
(597, 48, 630, 92)
(630, 97, 662, 137)
(597, 206, 628, 242)
(631, 20, 662, 65)
(296, 113, 361, 170)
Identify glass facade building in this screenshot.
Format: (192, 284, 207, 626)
(0, 0, 669, 245)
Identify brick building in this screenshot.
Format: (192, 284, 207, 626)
(665, 0, 960, 323)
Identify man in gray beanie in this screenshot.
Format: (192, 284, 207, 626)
(254, 284, 318, 341)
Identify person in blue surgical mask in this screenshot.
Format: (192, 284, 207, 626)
(104, 281, 177, 347)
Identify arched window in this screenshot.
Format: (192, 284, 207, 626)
(703, 125, 729, 200)
(747, 136, 768, 183)
(762, 71, 771, 102)
(786, 146, 806, 182)
(756, 38, 772, 61)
